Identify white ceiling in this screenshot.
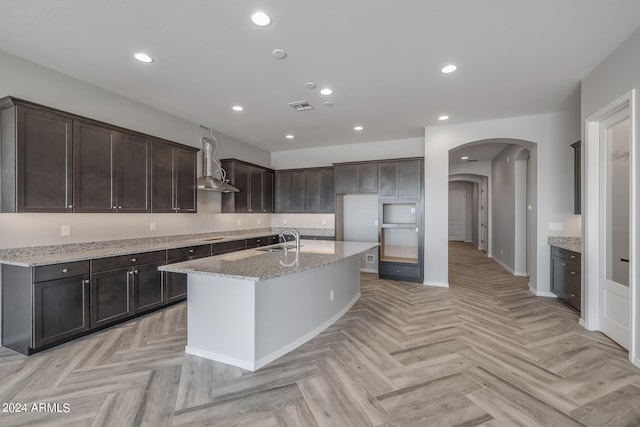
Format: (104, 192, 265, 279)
(449, 142, 511, 170)
(1, 1, 639, 152)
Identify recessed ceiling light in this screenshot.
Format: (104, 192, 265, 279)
(441, 64, 457, 74)
(304, 82, 316, 89)
(232, 105, 244, 112)
(438, 115, 450, 121)
(323, 101, 334, 107)
(354, 126, 364, 131)
(133, 52, 153, 63)
(251, 11, 271, 26)
(286, 134, 294, 139)
(272, 49, 287, 59)
(461, 156, 469, 160)
(320, 88, 333, 96)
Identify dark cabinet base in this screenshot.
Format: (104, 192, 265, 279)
(550, 246, 581, 312)
(379, 261, 423, 283)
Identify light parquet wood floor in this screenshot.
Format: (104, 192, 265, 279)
(1, 241, 640, 426)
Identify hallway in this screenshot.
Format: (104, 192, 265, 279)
(0, 244, 639, 425)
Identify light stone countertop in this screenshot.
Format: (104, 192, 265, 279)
(159, 240, 379, 281)
(548, 236, 581, 254)
(0, 228, 334, 267)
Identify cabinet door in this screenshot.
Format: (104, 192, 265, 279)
(335, 165, 357, 193)
(290, 171, 306, 212)
(275, 171, 292, 213)
(249, 167, 264, 212)
(34, 276, 90, 348)
(175, 148, 197, 212)
(263, 170, 274, 213)
(321, 168, 335, 213)
(73, 121, 115, 212)
(398, 160, 421, 198)
(378, 162, 398, 197)
(357, 163, 378, 193)
(305, 170, 323, 213)
(115, 132, 150, 213)
(151, 142, 175, 212)
(90, 268, 133, 328)
(134, 262, 165, 313)
(16, 107, 73, 212)
(165, 271, 187, 303)
(551, 257, 567, 298)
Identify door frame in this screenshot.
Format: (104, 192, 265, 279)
(584, 89, 638, 367)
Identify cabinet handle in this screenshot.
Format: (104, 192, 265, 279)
(129, 270, 134, 276)
(131, 258, 137, 262)
(118, 206, 123, 209)
(68, 204, 73, 209)
(570, 255, 576, 259)
(113, 205, 117, 209)
(561, 262, 566, 266)
(61, 268, 69, 273)
(570, 293, 576, 297)
(570, 271, 576, 275)
(134, 270, 139, 274)
(189, 249, 194, 253)
(83, 279, 90, 284)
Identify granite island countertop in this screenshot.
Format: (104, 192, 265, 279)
(548, 236, 581, 253)
(0, 228, 335, 267)
(159, 240, 378, 281)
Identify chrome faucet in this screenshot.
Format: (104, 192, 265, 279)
(279, 228, 300, 252)
(279, 229, 300, 266)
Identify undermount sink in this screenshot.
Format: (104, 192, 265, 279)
(256, 244, 300, 252)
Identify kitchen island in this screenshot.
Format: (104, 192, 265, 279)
(159, 239, 377, 371)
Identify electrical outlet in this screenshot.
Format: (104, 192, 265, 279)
(549, 222, 563, 231)
(149, 221, 156, 231)
(410, 207, 415, 213)
(330, 289, 335, 302)
(61, 225, 71, 237)
(257, 219, 261, 225)
(237, 219, 242, 226)
(366, 254, 376, 264)
(322, 218, 326, 225)
(283, 218, 287, 224)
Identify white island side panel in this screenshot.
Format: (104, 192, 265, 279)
(185, 276, 256, 369)
(254, 256, 361, 368)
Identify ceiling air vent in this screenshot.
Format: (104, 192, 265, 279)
(288, 100, 313, 111)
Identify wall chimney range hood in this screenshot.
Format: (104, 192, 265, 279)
(197, 136, 239, 193)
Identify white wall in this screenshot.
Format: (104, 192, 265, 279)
(581, 26, 640, 366)
(271, 137, 424, 169)
(0, 49, 273, 249)
(424, 112, 581, 293)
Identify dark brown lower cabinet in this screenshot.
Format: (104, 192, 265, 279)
(550, 246, 581, 312)
(90, 267, 134, 328)
(34, 275, 90, 349)
(133, 262, 166, 313)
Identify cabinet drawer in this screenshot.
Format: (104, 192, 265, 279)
(212, 239, 246, 255)
(551, 246, 580, 262)
(167, 245, 211, 261)
(246, 237, 270, 248)
(379, 263, 421, 279)
(91, 250, 166, 272)
(564, 279, 581, 311)
(34, 260, 90, 282)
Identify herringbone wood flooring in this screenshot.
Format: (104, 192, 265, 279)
(1, 242, 639, 426)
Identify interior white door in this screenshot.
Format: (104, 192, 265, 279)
(600, 110, 631, 350)
(448, 190, 466, 241)
(481, 178, 488, 252)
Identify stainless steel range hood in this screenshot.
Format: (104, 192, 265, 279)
(197, 136, 239, 193)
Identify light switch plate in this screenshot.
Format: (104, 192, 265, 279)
(549, 222, 563, 231)
(61, 225, 71, 237)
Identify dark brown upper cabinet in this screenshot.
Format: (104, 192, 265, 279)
(378, 159, 422, 198)
(275, 170, 306, 213)
(151, 141, 197, 213)
(1, 97, 195, 214)
(221, 159, 275, 213)
(571, 141, 581, 214)
(1, 101, 73, 212)
(334, 162, 378, 193)
(73, 122, 150, 213)
(304, 168, 335, 213)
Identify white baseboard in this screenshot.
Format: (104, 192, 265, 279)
(528, 285, 557, 298)
(579, 318, 586, 329)
(423, 281, 449, 288)
(633, 355, 640, 369)
(489, 255, 515, 275)
(185, 347, 256, 371)
(513, 271, 529, 277)
(360, 268, 378, 274)
(464, 240, 472, 243)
